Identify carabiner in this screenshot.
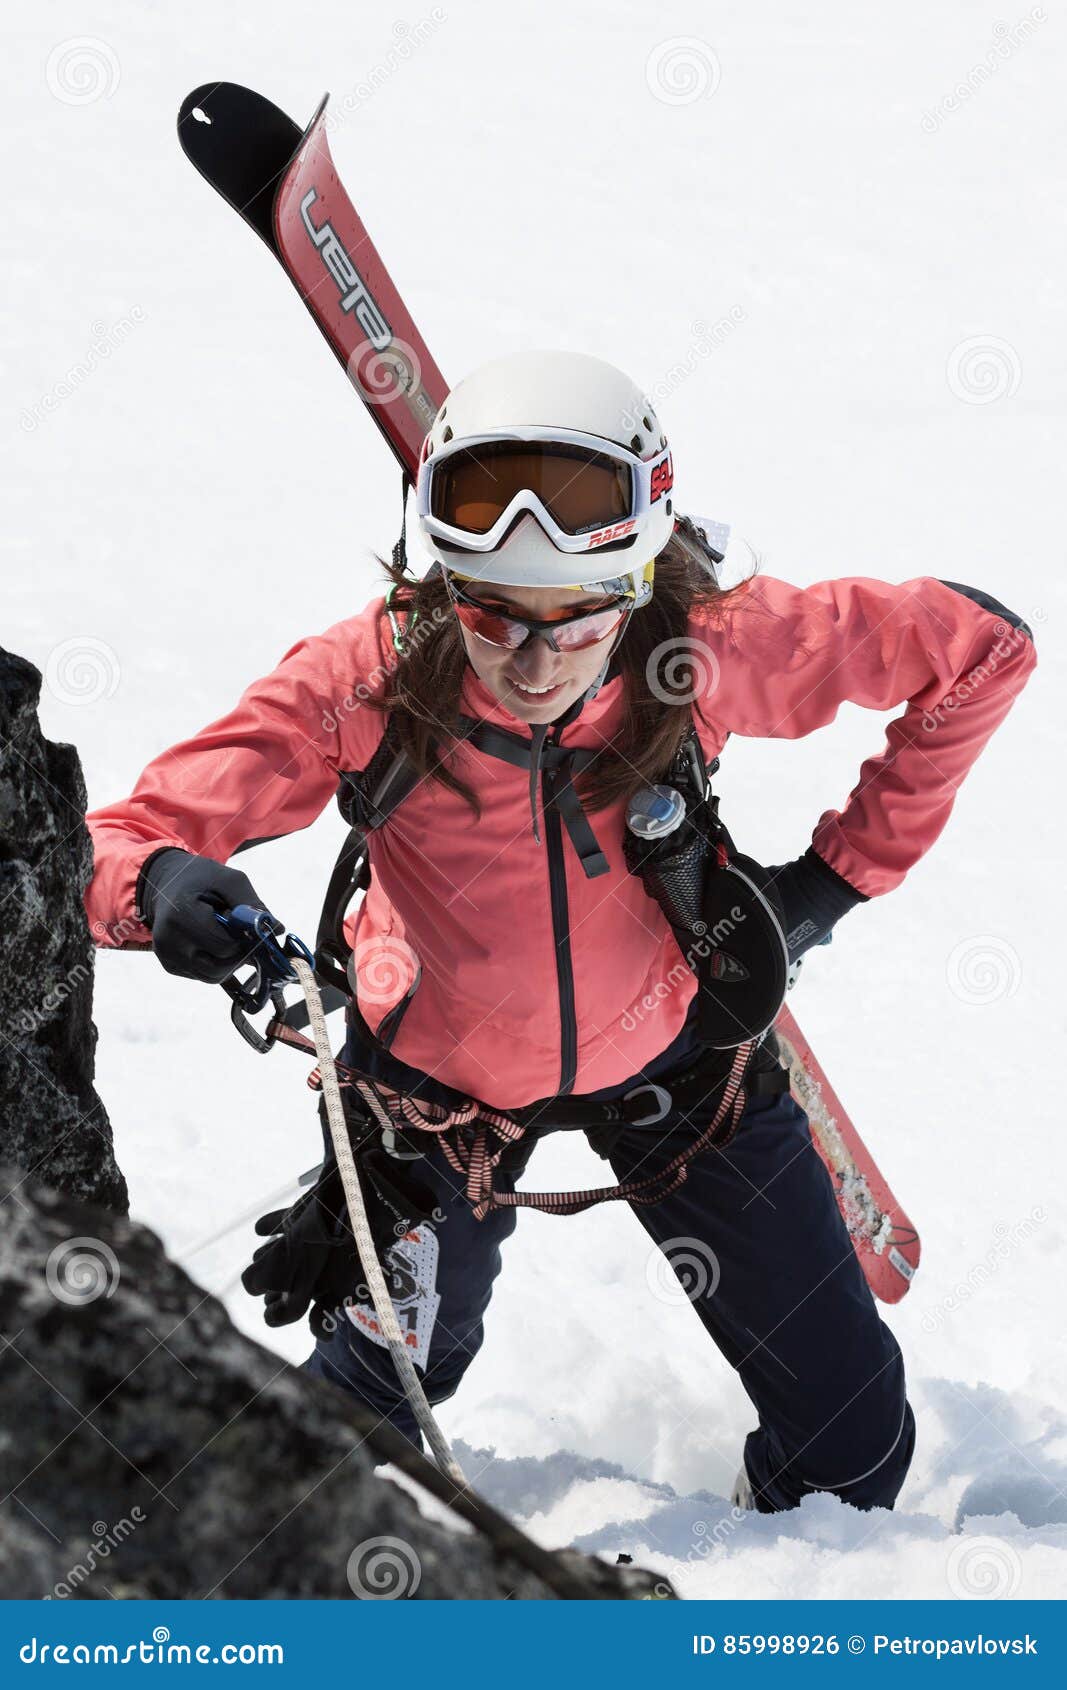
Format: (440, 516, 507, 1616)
(215, 905, 315, 1052)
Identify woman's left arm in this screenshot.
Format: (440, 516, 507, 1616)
(699, 574, 1037, 898)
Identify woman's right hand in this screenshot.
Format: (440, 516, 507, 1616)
(136, 847, 276, 983)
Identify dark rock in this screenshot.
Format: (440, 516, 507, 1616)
(0, 1169, 666, 1598)
(0, 651, 127, 1212)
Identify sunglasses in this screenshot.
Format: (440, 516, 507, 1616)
(445, 574, 632, 653)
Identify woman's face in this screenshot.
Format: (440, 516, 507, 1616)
(453, 579, 625, 722)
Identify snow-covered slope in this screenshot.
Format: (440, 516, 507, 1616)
(6, 0, 1064, 1599)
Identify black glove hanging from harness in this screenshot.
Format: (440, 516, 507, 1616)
(241, 1097, 440, 1337)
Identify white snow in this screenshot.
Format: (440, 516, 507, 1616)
(5, 0, 1065, 1600)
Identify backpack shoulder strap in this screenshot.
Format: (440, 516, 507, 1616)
(303, 580, 428, 1012)
(282, 709, 424, 1014)
(304, 714, 420, 1008)
(336, 714, 419, 830)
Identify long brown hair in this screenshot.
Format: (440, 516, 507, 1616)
(363, 515, 752, 819)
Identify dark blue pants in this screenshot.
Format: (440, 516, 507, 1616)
(305, 1045, 914, 1513)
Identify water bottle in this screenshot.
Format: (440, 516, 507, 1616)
(624, 784, 710, 938)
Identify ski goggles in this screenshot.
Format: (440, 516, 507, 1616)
(418, 426, 674, 555)
(444, 571, 633, 652)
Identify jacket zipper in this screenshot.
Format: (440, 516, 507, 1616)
(543, 748, 578, 1096)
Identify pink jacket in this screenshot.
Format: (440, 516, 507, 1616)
(85, 574, 1036, 1106)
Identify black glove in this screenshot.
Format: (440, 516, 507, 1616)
(241, 1157, 358, 1334)
(764, 847, 867, 965)
(136, 847, 276, 984)
(241, 1135, 440, 1337)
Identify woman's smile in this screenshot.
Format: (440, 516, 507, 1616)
(456, 581, 619, 720)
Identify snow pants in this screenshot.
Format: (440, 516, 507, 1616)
(304, 1043, 915, 1513)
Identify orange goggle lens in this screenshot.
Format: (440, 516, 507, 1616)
(430, 440, 633, 536)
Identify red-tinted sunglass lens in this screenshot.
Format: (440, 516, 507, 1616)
(550, 605, 629, 649)
(452, 599, 627, 651)
(452, 602, 528, 649)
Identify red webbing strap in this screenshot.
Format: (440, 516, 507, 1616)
(266, 1015, 752, 1220)
(266, 1015, 522, 1137)
(467, 1042, 752, 1218)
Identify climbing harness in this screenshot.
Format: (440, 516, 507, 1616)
(268, 1012, 762, 1217)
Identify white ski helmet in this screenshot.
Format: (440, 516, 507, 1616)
(415, 349, 675, 604)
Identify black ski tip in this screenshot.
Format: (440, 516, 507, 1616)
(177, 82, 304, 251)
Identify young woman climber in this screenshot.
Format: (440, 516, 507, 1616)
(85, 349, 1036, 1513)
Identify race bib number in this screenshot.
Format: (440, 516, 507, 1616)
(345, 1224, 441, 1370)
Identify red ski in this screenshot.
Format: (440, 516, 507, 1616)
(178, 81, 922, 1302)
(178, 83, 445, 477)
(774, 1005, 920, 1303)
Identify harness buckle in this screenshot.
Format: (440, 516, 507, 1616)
(622, 1082, 673, 1127)
(381, 1123, 424, 1161)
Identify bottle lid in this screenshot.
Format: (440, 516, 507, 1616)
(626, 784, 686, 840)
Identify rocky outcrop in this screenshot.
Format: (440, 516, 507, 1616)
(0, 650, 126, 1211)
(0, 1169, 664, 1598)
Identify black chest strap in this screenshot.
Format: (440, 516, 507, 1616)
(455, 713, 611, 879)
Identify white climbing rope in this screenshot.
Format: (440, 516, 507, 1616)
(290, 956, 469, 1490)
